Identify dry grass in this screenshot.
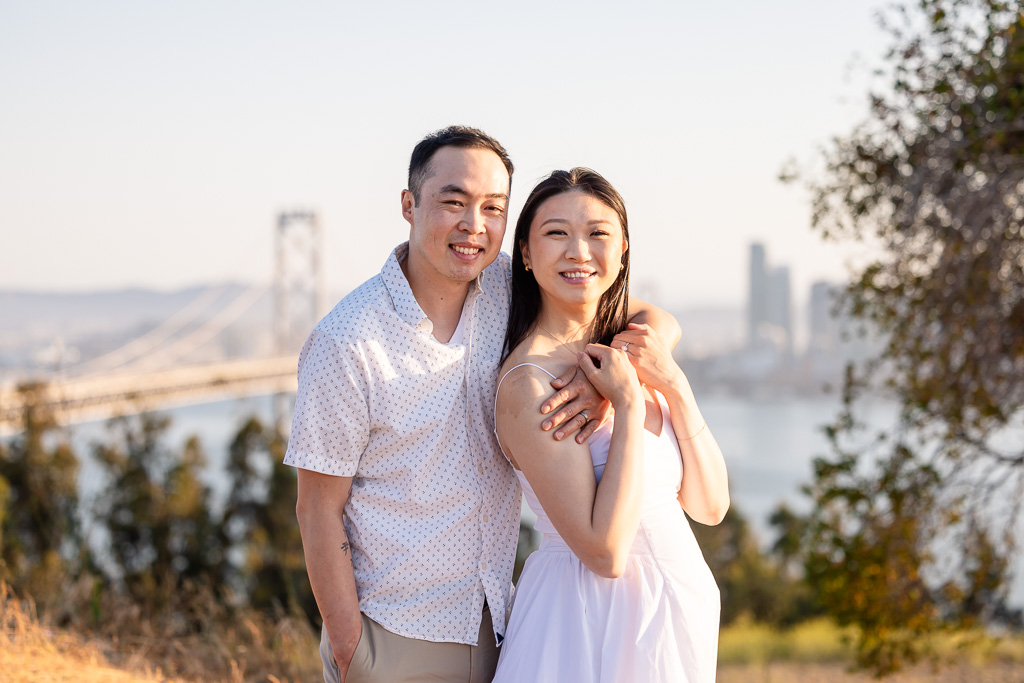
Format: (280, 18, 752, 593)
(719, 616, 856, 664)
(1, 582, 166, 682)
(1, 581, 322, 682)
(6, 580, 1024, 682)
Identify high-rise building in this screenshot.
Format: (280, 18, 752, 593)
(747, 243, 792, 356)
(748, 243, 768, 348)
(767, 266, 793, 357)
(809, 280, 839, 353)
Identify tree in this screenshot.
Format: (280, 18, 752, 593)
(221, 417, 315, 623)
(92, 414, 224, 609)
(0, 384, 82, 607)
(794, 0, 1024, 673)
(690, 507, 819, 627)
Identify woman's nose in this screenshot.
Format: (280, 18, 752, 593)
(566, 238, 590, 260)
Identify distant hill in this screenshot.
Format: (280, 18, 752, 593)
(0, 283, 268, 334)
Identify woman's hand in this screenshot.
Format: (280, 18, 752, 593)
(578, 343, 644, 409)
(611, 323, 688, 396)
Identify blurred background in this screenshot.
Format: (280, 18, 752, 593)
(2, 1, 1022, 681)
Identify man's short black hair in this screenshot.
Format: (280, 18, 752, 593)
(408, 126, 514, 202)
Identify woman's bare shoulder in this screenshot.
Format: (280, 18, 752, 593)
(497, 356, 556, 407)
(498, 341, 573, 410)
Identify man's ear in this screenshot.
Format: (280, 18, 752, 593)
(401, 189, 416, 226)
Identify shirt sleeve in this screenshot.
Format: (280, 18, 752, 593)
(283, 327, 370, 477)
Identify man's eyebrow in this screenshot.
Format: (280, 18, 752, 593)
(434, 185, 509, 202)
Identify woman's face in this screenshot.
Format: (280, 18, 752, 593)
(522, 190, 627, 311)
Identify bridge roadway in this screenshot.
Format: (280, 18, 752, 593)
(0, 355, 298, 434)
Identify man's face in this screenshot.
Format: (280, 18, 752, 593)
(401, 146, 510, 287)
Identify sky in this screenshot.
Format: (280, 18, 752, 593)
(0, 0, 892, 312)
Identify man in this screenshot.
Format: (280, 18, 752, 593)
(286, 126, 678, 683)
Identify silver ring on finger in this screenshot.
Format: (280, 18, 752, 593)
(621, 341, 631, 352)
(580, 410, 589, 423)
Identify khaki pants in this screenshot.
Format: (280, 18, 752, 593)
(320, 607, 499, 683)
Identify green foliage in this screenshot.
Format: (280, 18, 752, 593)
(221, 416, 316, 623)
(92, 414, 224, 607)
(691, 506, 820, 627)
(801, 439, 949, 673)
(792, 0, 1024, 673)
(0, 383, 81, 606)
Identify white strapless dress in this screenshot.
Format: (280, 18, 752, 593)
(492, 366, 720, 683)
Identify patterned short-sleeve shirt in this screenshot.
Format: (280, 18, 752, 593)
(284, 243, 520, 647)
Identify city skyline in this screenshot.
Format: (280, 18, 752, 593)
(2, 1, 889, 311)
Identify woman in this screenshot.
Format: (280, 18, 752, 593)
(491, 168, 729, 682)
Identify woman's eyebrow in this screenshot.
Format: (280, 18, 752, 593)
(538, 217, 614, 228)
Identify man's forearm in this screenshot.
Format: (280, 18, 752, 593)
(298, 491, 362, 676)
(626, 297, 682, 348)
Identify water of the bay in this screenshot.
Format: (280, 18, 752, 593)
(67, 392, 1023, 605)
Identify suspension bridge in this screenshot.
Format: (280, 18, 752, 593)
(0, 212, 324, 435)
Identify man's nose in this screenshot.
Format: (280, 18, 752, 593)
(460, 208, 487, 234)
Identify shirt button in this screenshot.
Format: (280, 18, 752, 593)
(483, 514, 489, 522)
(481, 561, 488, 570)
(477, 465, 484, 474)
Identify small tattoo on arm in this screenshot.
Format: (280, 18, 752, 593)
(341, 542, 350, 555)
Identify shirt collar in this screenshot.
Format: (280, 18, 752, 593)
(381, 242, 485, 330)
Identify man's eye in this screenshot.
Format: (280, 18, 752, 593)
(445, 200, 464, 207)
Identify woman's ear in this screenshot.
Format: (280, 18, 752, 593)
(521, 243, 531, 270)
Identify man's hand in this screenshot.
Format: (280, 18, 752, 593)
(539, 361, 612, 443)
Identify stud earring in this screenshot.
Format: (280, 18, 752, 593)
(620, 264, 625, 271)
(525, 265, 531, 271)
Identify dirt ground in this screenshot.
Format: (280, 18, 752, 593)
(719, 662, 1024, 683)
(4, 649, 1023, 682)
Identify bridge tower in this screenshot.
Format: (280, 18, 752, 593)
(273, 210, 325, 430)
